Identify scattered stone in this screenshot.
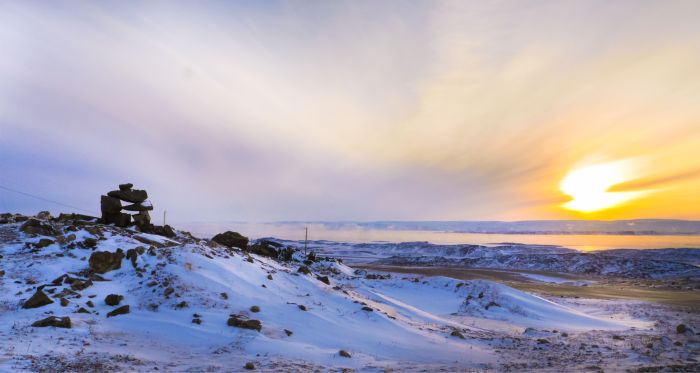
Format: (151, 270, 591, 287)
(220, 292, 228, 300)
(36, 211, 52, 220)
(192, 318, 202, 325)
(537, 338, 550, 344)
(86, 300, 95, 308)
(297, 266, 311, 275)
(70, 279, 93, 291)
(227, 315, 262, 331)
(175, 301, 188, 309)
(105, 294, 124, 306)
(60, 298, 69, 307)
(248, 240, 280, 258)
(450, 330, 465, 339)
(23, 288, 54, 309)
(88, 250, 124, 274)
(250, 305, 260, 313)
(32, 316, 71, 328)
(34, 238, 55, 248)
(339, 350, 351, 358)
(82, 238, 98, 248)
(211, 231, 249, 250)
(164, 287, 175, 297)
(244, 362, 255, 370)
(126, 249, 139, 268)
(76, 307, 90, 314)
(677, 324, 688, 334)
(267, 274, 273, 280)
(20, 218, 58, 236)
(361, 306, 373, 312)
(298, 304, 307, 311)
(284, 329, 293, 336)
(107, 305, 130, 317)
(316, 275, 330, 285)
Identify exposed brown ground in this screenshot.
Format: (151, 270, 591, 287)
(359, 264, 700, 309)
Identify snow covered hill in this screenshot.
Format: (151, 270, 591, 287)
(0, 213, 693, 372)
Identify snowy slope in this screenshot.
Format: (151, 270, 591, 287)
(0, 214, 654, 371)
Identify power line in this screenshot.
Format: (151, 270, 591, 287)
(0, 184, 97, 215)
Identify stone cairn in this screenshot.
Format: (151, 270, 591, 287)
(100, 183, 152, 228)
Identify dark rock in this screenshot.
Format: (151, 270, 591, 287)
(100, 195, 122, 214)
(220, 292, 228, 300)
(175, 301, 188, 309)
(126, 249, 139, 268)
(537, 338, 550, 344)
(35, 211, 52, 220)
(267, 274, 273, 280)
(32, 316, 71, 328)
(192, 318, 202, 325)
(70, 279, 93, 291)
(107, 305, 130, 317)
(248, 240, 279, 258)
(123, 203, 153, 212)
(298, 304, 307, 311)
(244, 362, 255, 370)
(677, 324, 691, 334)
(34, 238, 55, 249)
(361, 306, 373, 312)
(23, 288, 54, 308)
(250, 305, 260, 313)
(105, 294, 124, 306)
(20, 218, 58, 236)
(316, 276, 330, 285)
(82, 238, 98, 248)
(211, 231, 248, 250)
(108, 189, 148, 203)
(119, 183, 133, 191)
(76, 307, 90, 314)
(147, 224, 175, 238)
(164, 287, 174, 297)
(132, 211, 151, 226)
(339, 350, 351, 358)
(88, 250, 124, 274)
(86, 300, 94, 308)
(284, 329, 293, 336)
(297, 266, 310, 275)
(227, 315, 262, 331)
(60, 298, 69, 307)
(450, 330, 465, 339)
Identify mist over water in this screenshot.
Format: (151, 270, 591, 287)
(177, 221, 700, 252)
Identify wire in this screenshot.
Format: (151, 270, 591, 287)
(0, 184, 98, 215)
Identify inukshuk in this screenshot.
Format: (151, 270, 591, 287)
(100, 183, 152, 228)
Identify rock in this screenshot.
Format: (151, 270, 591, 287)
(339, 350, 351, 358)
(316, 276, 330, 285)
(175, 301, 188, 309)
(227, 315, 262, 331)
(126, 249, 139, 268)
(20, 218, 58, 236)
(147, 224, 175, 238)
(70, 279, 93, 291)
(100, 195, 122, 214)
(450, 330, 465, 339)
(35, 211, 52, 220)
(60, 298, 69, 307)
(23, 288, 54, 309)
(211, 231, 248, 250)
(86, 300, 94, 308)
(537, 338, 550, 344)
(105, 294, 124, 306)
(88, 250, 124, 274)
(361, 306, 373, 312)
(677, 324, 691, 334)
(32, 316, 71, 328)
(76, 307, 90, 314)
(248, 240, 279, 258)
(107, 189, 148, 203)
(164, 287, 174, 297)
(297, 304, 307, 311)
(107, 305, 130, 317)
(244, 362, 255, 370)
(123, 202, 153, 212)
(132, 211, 151, 226)
(34, 238, 55, 249)
(250, 305, 260, 313)
(220, 292, 228, 300)
(119, 183, 133, 191)
(284, 329, 293, 336)
(82, 238, 98, 248)
(297, 266, 311, 275)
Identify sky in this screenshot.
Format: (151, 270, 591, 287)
(1, 0, 700, 222)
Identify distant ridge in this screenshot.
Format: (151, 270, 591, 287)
(271, 219, 700, 235)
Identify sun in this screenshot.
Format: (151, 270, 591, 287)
(560, 159, 649, 213)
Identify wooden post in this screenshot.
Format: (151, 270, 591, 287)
(304, 227, 308, 256)
(163, 210, 167, 226)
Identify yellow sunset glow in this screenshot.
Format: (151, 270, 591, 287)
(560, 160, 651, 213)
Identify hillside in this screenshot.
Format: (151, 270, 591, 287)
(1, 213, 698, 372)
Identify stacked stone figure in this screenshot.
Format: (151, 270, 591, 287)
(100, 183, 153, 228)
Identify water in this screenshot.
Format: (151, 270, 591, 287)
(176, 221, 700, 252)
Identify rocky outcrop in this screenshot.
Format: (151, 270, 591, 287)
(101, 183, 151, 228)
(89, 250, 124, 274)
(107, 305, 130, 317)
(248, 240, 281, 258)
(23, 288, 54, 308)
(32, 316, 71, 328)
(212, 231, 249, 250)
(20, 218, 58, 236)
(227, 315, 262, 331)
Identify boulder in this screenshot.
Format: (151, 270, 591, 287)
(227, 315, 262, 331)
(339, 350, 351, 358)
(100, 195, 122, 214)
(212, 231, 248, 250)
(32, 316, 71, 328)
(316, 276, 330, 285)
(123, 202, 153, 212)
(107, 305, 130, 317)
(107, 189, 148, 203)
(35, 211, 52, 220)
(248, 241, 279, 258)
(119, 183, 133, 191)
(132, 211, 151, 226)
(23, 288, 54, 308)
(88, 250, 124, 274)
(34, 238, 55, 249)
(20, 218, 58, 236)
(126, 249, 139, 268)
(105, 294, 124, 306)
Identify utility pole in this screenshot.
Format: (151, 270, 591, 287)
(163, 210, 167, 226)
(304, 226, 308, 256)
